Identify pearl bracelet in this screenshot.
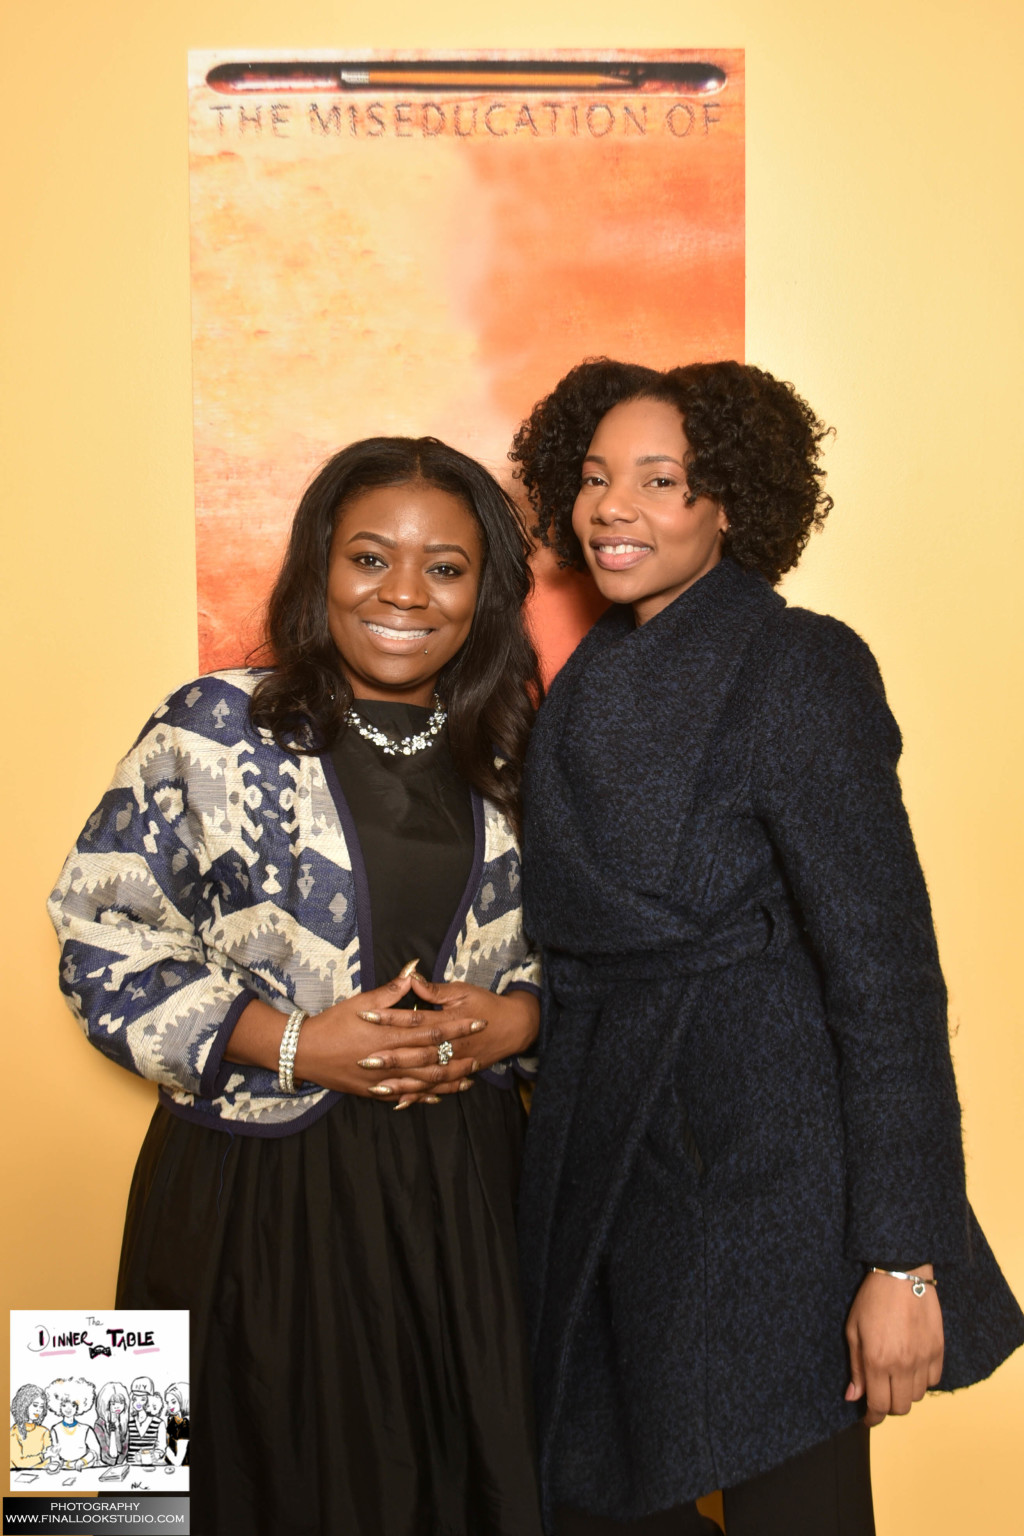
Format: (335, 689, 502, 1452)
(278, 1007, 308, 1094)
(869, 1267, 937, 1298)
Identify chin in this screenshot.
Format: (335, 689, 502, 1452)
(589, 569, 645, 604)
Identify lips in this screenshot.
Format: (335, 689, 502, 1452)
(590, 539, 653, 571)
(360, 618, 434, 652)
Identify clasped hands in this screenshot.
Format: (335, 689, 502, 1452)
(291, 966, 539, 1110)
(844, 1263, 944, 1425)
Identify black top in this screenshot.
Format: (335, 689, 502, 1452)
(331, 701, 475, 1005)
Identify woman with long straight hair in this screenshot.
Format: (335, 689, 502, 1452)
(48, 436, 545, 1536)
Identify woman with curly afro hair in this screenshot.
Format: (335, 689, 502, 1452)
(511, 360, 1024, 1536)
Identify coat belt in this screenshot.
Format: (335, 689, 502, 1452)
(546, 899, 800, 1004)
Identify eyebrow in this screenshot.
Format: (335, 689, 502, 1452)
(345, 530, 473, 561)
(582, 453, 686, 469)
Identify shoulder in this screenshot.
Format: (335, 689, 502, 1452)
(760, 606, 900, 759)
(773, 606, 883, 684)
(131, 668, 272, 751)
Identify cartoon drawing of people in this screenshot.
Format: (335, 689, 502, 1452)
(44, 1379, 100, 1470)
(9, 1385, 52, 1470)
(125, 1376, 166, 1466)
(93, 1381, 129, 1466)
(163, 1383, 189, 1467)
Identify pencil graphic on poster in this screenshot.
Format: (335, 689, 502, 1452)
(206, 59, 728, 94)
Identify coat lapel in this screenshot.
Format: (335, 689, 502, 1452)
(524, 560, 785, 954)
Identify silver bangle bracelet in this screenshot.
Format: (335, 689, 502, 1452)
(278, 1007, 308, 1094)
(869, 1267, 937, 1298)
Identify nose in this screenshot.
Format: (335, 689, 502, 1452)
(590, 481, 639, 526)
(376, 560, 430, 609)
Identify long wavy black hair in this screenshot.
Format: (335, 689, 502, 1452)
(510, 358, 833, 585)
(250, 437, 539, 831)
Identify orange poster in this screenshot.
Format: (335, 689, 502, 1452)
(188, 49, 744, 679)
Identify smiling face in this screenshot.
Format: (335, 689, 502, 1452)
(28, 1396, 44, 1423)
(571, 396, 728, 625)
(327, 481, 483, 706)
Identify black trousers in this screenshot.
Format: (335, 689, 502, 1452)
(555, 1422, 874, 1536)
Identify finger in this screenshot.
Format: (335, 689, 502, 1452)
(864, 1365, 893, 1426)
(371, 1075, 475, 1098)
(927, 1345, 944, 1388)
(379, 1075, 475, 1099)
(408, 973, 468, 1004)
(366, 1077, 436, 1099)
(359, 1047, 482, 1072)
(357, 1051, 474, 1074)
(888, 1370, 913, 1416)
(392, 1088, 447, 1110)
(355, 975, 414, 1019)
(369, 1006, 488, 1036)
(910, 1367, 930, 1404)
(845, 1330, 865, 1403)
(393, 1092, 431, 1110)
(371, 1017, 486, 1044)
(399, 1058, 481, 1087)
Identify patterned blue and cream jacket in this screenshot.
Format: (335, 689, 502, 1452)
(47, 670, 540, 1137)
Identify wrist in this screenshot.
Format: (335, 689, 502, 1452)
(868, 1264, 937, 1296)
(278, 1006, 308, 1093)
(499, 988, 540, 1051)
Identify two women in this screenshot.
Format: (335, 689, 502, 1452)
(48, 437, 544, 1535)
(50, 377, 1021, 1534)
(510, 359, 1024, 1533)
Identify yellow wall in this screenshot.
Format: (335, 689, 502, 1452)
(2, 1, 1021, 1531)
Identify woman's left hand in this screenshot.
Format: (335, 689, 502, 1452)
(368, 975, 539, 1108)
(844, 1265, 944, 1424)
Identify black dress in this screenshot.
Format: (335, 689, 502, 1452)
(117, 703, 543, 1536)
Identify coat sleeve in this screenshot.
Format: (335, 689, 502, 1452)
(753, 612, 969, 1266)
(46, 681, 261, 1099)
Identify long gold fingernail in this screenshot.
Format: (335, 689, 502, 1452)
(469, 1019, 487, 1033)
(459, 1079, 474, 1092)
(400, 959, 420, 978)
(393, 1100, 413, 1112)
(357, 1011, 381, 1023)
(470, 1060, 481, 1073)
(424, 1095, 441, 1104)
(357, 1056, 384, 1069)
(369, 1084, 393, 1096)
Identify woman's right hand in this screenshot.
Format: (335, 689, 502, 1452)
(226, 970, 485, 1103)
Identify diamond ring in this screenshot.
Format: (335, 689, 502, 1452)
(437, 1040, 454, 1066)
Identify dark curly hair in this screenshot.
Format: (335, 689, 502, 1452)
(249, 437, 539, 833)
(509, 358, 833, 585)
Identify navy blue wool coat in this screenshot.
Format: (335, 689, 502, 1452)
(519, 558, 1023, 1527)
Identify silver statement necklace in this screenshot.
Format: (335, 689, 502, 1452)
(345, 693, 447, 757)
